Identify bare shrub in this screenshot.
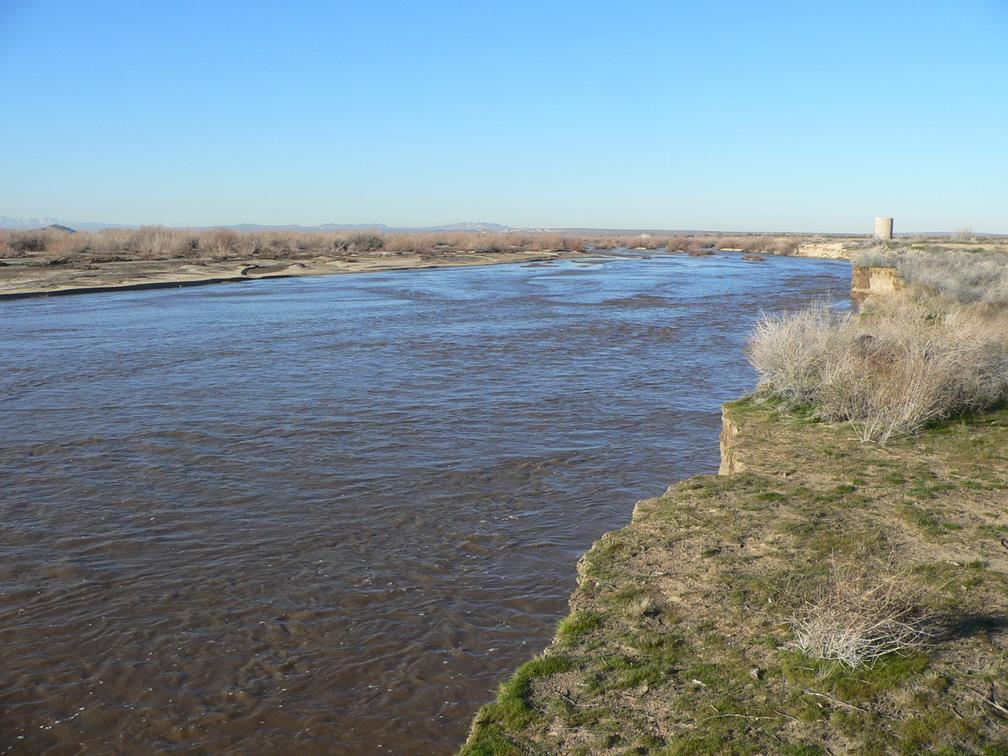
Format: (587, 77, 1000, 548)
(850, 248, 895, 268)
(48, 232, 92, 256)
(345, 232, 384, 252)
(384, 233, 439, 255)
(896, 249, 1008, 306)
(233, 232, 260, 257)
(663, 235, 693, 252)
(454, 232, 509, 253)
(790, 554, 931, 668)
(715, 234, 800, 254)
(562, 236, 587, 253)
(2, 230, 52, 255)
(749, 298, 1008, 442)
(201, 229, 238, 259)
(0, 227, 817, 265)
(747, 301, 849, 408)
(600, 234, 807, 255)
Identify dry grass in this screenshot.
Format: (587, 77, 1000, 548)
(789, 554, 932, 668)
(852, 245, 1008, 306)
(748, 297, 1008, 442)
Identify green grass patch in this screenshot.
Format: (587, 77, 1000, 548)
(780, 649, 929, 702)
(556, 611, 603, 647)
(465, 653, 573, 746)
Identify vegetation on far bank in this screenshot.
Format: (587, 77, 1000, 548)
(0, 226, 815, 265)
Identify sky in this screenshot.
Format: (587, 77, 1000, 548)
(1, 1, 1006, 233)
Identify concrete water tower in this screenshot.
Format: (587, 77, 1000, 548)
(874, 217, 894, 240)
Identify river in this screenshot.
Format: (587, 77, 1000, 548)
(0, 251, 850, 753)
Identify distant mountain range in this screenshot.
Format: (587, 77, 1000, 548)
(225, 221, 512, 233)
(0, 216, 132, 232)
(0, 216, 512, 234)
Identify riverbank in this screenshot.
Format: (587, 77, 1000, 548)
(5, 229, 1007, 300)
(0, 249, 580, 299)
(0, 227, 816, 299)
(462, 397, 1008, 753)
(0, 244, 855, 300)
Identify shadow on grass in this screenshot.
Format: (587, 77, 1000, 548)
(936, 612, 1008, 643)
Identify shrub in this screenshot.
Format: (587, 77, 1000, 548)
(850, 248, 894, 268)
(789, 554, 931, 668)
(748, 298, 1008, 442)
(345, 231, 384, 252)
(4, 230, 52, 255)
(200, 229, 239, 259)
(0, 227, 818, 264)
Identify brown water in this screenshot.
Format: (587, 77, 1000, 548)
(0, 252, 850, 754)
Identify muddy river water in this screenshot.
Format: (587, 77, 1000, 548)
(0, 252, 849, 753)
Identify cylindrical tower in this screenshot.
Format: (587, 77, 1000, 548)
(874, 217, 894, 240)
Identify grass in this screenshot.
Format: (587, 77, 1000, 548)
(461, 654, 572, 754)
(460, 400, 1008, 754)
(852, 243, 1008, 306)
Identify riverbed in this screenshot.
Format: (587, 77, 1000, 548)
(0, 251, 849, 753)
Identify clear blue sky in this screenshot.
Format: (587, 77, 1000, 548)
(2, 1, 1006, 232)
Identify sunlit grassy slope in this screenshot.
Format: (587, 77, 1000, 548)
(462, 399, 1008, 754)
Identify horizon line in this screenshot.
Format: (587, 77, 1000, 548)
(1, 216, 1003, 237)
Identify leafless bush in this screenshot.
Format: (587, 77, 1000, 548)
(749, 298, 1008, 442)
(0, 227, 814, 265)
(790, 555, 931, 668)
(345, 231, 384, 252)
(598, 234, 805, 254)
(850, 248, 893, 268)
(0, 229, 54, 256)
(233, 232, 259, 257)
(897, 249, 1008, 306)
(748, 301, 849, 408)
(716, 235, 802, 254)
(201, 229, 238, 259)
(383, 233, 440, 255)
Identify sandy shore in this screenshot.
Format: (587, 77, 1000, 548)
(0, 250, 582, 300)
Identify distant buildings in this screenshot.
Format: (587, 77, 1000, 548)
(874, 217, 894, 240)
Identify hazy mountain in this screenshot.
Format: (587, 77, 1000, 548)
(0, 216, 133, 232)
(216, 221, 511, 233)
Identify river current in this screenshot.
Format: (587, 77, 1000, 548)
(0, 252, 850, 753)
